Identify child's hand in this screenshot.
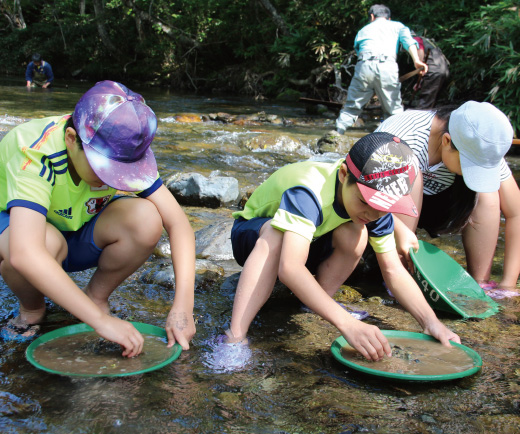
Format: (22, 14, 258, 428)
(341, 321, 392, 361)
(423, 319, 461, 347)
(393, 218, 419, 272)
(165, 308, 196, 350)
(94, 316, 144, 357)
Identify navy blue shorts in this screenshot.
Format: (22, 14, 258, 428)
(230, 217, 334, 274)
(0, 197, 123, 273)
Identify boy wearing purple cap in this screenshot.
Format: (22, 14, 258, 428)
(225, 132, 459, 361)
(0, 81, 196, 355)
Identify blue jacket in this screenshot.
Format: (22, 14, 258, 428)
(25, 61, 54, 83)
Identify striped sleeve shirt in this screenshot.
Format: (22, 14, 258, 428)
(375, 110, 512, 195)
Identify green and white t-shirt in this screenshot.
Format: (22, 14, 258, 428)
(233, 158, 396, 253)
(0, 115, 161, 232)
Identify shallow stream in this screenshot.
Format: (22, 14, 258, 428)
(0, 78, 518, 434)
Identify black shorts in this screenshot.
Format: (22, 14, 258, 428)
(231, 217, 334, 274)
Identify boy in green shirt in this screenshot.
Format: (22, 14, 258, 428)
(0, 81, 195, 355)
(227, 132, 459, 360)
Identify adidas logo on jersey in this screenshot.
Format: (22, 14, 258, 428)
(54, 207, 73, 219)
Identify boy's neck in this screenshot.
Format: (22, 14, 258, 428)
(67, 156, 81, 186)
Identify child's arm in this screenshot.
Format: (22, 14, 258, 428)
(278, 231, 392, 361)
(392, 217, 419, 272)
(9, 207, 144, 357)
(498, 176, 520, 288)
(376, 248, 461, 346)
(145, 185, 196, 349)
(393, 169, 423, 269)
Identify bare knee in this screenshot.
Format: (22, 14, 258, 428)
(256, 223, 283, 256)
(332, 223, 368, 259)
(95, 198, 163, 250)
(46, 224, 68, 264)
(0, 224, 67, 274)
(123, 199, 163, 249)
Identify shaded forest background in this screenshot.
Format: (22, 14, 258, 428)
(0, 0, 518, 133)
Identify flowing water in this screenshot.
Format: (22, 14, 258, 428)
(0, 78, 519, 433)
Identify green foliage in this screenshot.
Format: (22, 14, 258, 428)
(0, 0, 518, 133)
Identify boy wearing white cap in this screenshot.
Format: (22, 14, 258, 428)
(0, 81, 196, 353)
(376, 101, 519, 294)
(225, 132, 460, 361)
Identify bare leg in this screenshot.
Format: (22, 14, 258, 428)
(462, 192, 500, 283)
(228, 222, 283, 342)
(315, 223, 368, 297)
(84, 198, 163, 314)
(0, 223, 68, 325)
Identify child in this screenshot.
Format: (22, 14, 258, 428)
(0, 80, 196, 356)
(226, 132, 460, 361)
(376, 102, 518, 293)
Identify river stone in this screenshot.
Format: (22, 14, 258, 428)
(153, 236, 171, 258)
(207, 112, 237, 123)
(244, 133, 303, 152)
(334, 285, 363, 303)
(140, 259, 225, 289)
(174, 114, 202, 123)
(195, 220, 234, 261)
(166, 172, 239, 208)
(315, 130, 358, 154)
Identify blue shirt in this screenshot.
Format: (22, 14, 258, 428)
(25, 61, 54, 83)
(354, 17, 418, 57)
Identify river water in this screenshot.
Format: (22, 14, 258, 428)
(0, 79, 518, 433)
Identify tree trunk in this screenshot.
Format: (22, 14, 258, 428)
(121, 0, 200, 49)
(255, 0, 289, 37)
(0, 0, 27, 30)
(92, 0, 119, 59)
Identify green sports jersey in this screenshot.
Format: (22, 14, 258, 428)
(0, 115, 161, 232)
(233, 158, 396, 253)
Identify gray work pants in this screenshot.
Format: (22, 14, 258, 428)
(336, 58, 403, 132)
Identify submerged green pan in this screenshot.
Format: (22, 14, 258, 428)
(331, 330, 482, 382)
(410, 241, 500, 319)
(26, 322, 182, 377)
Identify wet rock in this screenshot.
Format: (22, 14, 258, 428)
(0, 391, 40, 416)
(173, 114, 202, 123)
(166, 172, 239, 208)
(334, 285, 363, 303)
(140, 259, 226, 289)
(208, 112, 237, 123)
(315, 130, 358, 155)
(195, 220, 234, 261)
(195, 259, 225, 277)
(238, 191, 253, 208)
(153, 236, 171, 258)
(140, 261, 176, 288)
(244, 133, 304, 153)
(368, 296, 384, 304)
(208, 111, 283, 126)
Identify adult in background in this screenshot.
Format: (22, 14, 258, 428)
(376, 102, 519, 295)
(411, 34, 450, 109)
(25, 53, 54, 88)
(335, 4, 428, 134)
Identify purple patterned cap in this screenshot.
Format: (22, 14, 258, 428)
(73, 80, 158, 192)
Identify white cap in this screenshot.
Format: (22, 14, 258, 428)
(449, 101, 513, 193)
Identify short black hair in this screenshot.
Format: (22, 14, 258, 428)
(32, 53, 42, 63)
(369, 4, 391, 19)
